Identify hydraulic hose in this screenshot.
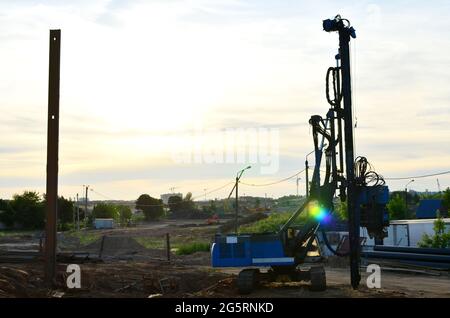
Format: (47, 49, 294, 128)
(320, 228, 349, 257)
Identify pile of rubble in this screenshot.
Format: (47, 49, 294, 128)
(0, 260, 233, 298)
(0, 266, 46, 297)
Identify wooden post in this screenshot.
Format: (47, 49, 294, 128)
(99, 235, 106, 259)
(44, 29, 61, 286)
(166, 233, 171, 261)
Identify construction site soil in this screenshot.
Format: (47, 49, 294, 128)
(1, 220, 449, 298)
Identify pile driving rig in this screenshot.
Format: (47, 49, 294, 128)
(211, 15, 389, 293)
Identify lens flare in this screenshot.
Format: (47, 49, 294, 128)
(308, 202, 330, 223)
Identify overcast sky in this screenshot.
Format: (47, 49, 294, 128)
(1, 0, 449, 200)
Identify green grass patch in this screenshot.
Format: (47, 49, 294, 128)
(0, 230, 37, 238)
(66, 231, 101, 246)
(135, 236, 211, 255)
(239, 212, 307, 233)
(175, 242, 211, 255)
(134, 237, 166, 249)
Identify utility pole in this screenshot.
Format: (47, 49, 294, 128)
(84, 185, 89, 223)
(228, 166, 251, 234)
(44, 29, 61, 286)
(305, 149, 314, 197)
(72, 197, 75, 226)
(405, 179, 414, 213)
(296, 177, 301, 196)
(76, 193, 80, 231)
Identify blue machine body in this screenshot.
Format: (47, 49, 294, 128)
(358, 185, 390, 238)
(211, 186, 390, 268)
(358, 185, 389, 205)
(211, 233, 294, 267)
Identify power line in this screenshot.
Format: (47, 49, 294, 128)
(89, 180, 234, 206)
(87, 167, 450, 203)
(191, 181, 235, 200)
(240, 169, 305, 187)
(384, 170, 450, 181)
(90, 188, 114, 200)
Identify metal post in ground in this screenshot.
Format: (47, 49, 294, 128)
(84, 185, 89, 224)
(166, 233, 171, 261)
(44, 29, 61, 287)
(76, 193, 80, 231)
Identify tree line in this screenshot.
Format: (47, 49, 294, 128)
(0, 191, 220, 231)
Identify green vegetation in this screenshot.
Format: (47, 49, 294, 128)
(3, 191, 45, 229)
(387, 193, 408, 220)
(418, 217, 450, 248)
(134, 237, 166, 249)
(131, 213, 145, 224)
(386, 187, 450, 221)
(275, 195, 304, 208)
(202, 200, 218, 215)
(118, 205, 133, 224)
(55, 196, 75, 229)
(0, 191, 76, 230)
(239, 212, 306, 233)
(443, 188, 450, 210)
(175, 242, 211, 255)
(168, 195, 183, 213)
(0, 230, 37, 238)
(135, 236, 211, 255)
(92, 202, 119, 220)
(67, 231, 101, 246)
(136, 194, 164, 221)
(334, 199, 348, 221)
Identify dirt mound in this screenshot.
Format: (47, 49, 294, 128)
(85, 236, 146, 256)
(0, 266, 45, 297)
(219, 212, 268, 233)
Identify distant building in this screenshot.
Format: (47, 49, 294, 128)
(93, 218, 114, 229)
(366, 218, 450, 247)
(160, 193, 182, 205)
(416, 199, 448, 219)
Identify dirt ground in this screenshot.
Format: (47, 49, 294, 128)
(1, 260, 449, 298)
(1, 219, 449, 298)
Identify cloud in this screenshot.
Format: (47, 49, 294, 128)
(1, 0, 449, 199)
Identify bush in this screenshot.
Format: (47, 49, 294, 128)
(239, 212, 300, 233)
(9, 191, 45, 229)
(418, 217, 450, 248)
(136, 194, 164, 221)
(92, 203, 119, 220)
(131, 213, 145, 224)
(387, 193, 408, 220)
(58, 222, 75, 232)
(175, 242, 211, 255)
(118, 205, 132, 225)
(0, 199, 14, 227)
(168, 195, 183, 213)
